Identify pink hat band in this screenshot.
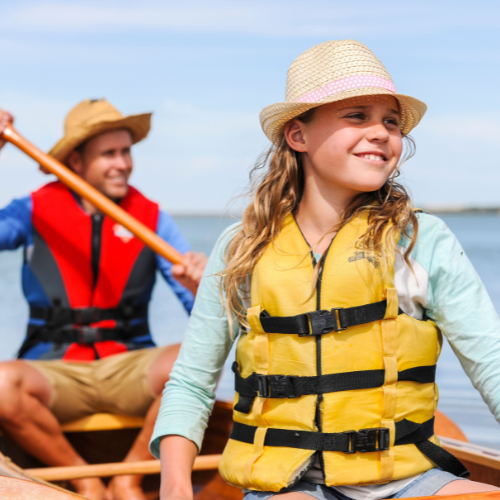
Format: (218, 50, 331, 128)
(295, 75, 397, 103)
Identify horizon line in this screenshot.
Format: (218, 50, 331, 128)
(168, 206, 500, 217)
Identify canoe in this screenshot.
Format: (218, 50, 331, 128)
(1, 402, 500, 499)
(0, 400, 239, 499)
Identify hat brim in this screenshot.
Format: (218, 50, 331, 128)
(260, 88, 427, 143)
(48, 112, 152, 165)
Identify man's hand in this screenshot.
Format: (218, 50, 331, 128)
(171, 251, 208, 297)
(0, 109, 13, 151)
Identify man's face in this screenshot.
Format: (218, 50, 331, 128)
(68, 129, 133, 200)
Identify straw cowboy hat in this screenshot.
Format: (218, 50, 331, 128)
(260, 39, 427, 143)
(48, 99, 151, 164)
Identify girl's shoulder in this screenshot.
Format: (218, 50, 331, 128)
(413, 210, 450, 237)
(210, 221, 242, 265)
(217, 221, 242, 248)
(399, 211, 462, 269)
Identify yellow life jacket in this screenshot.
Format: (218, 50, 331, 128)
(218, 211, 467, 492)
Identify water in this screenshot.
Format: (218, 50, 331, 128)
(0, 213, 499, 448)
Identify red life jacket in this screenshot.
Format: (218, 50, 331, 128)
(27, 181, 159, 361)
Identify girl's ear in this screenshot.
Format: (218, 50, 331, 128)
(284, 119, 307, 153)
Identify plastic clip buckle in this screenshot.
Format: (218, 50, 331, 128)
(74, 307, 99, 325)
(77, 326, 101, 344)
(301, 308, 345, 337)
(343, 427, 390, 454)
(256, 374, 296, 398)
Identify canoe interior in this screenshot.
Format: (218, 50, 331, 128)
(434, 411, 500, 488)
(0, 400, 243, 499)
(462, 458, 500, 488)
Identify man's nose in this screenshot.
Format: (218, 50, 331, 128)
(113, 154, 130, 170)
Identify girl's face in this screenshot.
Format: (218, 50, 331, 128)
(285, 95, 403, 197)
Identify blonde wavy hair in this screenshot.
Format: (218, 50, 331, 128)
(220, 109, 418, 328)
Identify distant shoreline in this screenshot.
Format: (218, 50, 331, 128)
(422, 206, 500, 215)
(170, 207, 500, 217)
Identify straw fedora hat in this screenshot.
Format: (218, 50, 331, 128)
(260, 40, 427, 143)
(48, 99, 151, 164)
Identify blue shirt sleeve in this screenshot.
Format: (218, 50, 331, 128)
(150, 223, 240, 457)
(155, 211, 194, 314)
(0, 196, 32, 250)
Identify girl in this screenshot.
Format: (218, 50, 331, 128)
(151, 40, 500, 500)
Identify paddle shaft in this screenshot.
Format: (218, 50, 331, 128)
(25, 454, 221, 481)
(0, 124, 184, 265)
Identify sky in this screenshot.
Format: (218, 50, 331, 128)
(0, 0, 499, 213)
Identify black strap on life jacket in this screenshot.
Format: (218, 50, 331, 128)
(230, 418, 469, 478)
(232, 362, 436, 414)
(17, 321, 150, 358)
(29, 304, 148, 328)
(258, 300, 396, 336)
(18, 304, 150, 358)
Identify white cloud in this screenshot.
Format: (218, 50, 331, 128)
(186, 156, 224, 173)
(0, 91, 71, 149)
(0, 92, 73, 205)
(423, 114, 500, 145)
(402, 111, 500, 207)
(3, 0, 499, 38)
(130, 99, 266, 211)
(1, 89, 500, 214)
(158, 100, 258, 138)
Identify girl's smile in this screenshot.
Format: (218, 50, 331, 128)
(353, 151, 389, 164)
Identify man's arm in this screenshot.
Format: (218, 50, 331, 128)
(0, 197, 31, 250)
(0, 109, 31, 249)
(155, 211, 207, 314)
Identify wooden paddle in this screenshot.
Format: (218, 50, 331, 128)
(25, 454, 221, 481)
(0, 124, 183, 265)
(25, 438, 500, 482)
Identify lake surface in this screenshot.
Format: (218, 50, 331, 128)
(0, 213, 499, 448)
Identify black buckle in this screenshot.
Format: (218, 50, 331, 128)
(301, 308, 345, 336)
(74, 308, 99, 325)
(76, 326, 101, 344)
(343, 427, 390, 454)
(120, 303, 136, 320)
(256, 374, 296, 398)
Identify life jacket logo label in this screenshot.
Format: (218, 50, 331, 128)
(348, 251, 380, 269)
(113, 224, 134, 243)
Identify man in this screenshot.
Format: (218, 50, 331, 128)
(0, 100, 207, 500)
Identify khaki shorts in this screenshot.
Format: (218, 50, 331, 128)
(26, 347, 162, 423)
